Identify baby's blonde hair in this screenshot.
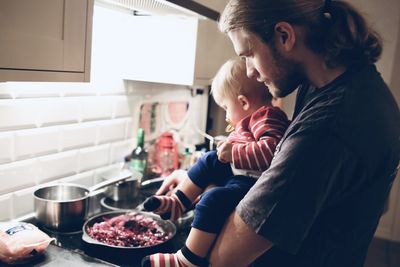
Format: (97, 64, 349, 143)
(211, 58, 271, 107)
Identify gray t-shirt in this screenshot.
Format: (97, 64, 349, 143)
(237, 64, 400, 267)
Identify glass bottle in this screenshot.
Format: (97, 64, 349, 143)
(130, 128, 148, 178)
(156, 132, 178, 177)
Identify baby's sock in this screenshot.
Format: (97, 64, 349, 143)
(141, 245, 208, 267)
(143, 190, 192, 221)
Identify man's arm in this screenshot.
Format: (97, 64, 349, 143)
(209, 212, 273, 267)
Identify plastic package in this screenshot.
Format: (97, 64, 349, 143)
(0, 222, 55, 264)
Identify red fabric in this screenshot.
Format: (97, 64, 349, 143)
(153, 195, 185, 221)
(149, 253, 189, 267)
(227, 105, 289, 171)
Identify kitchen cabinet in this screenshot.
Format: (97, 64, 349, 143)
(0, 0, 94, 82)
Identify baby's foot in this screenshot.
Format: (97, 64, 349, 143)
(141, 248, 208, 267)
(143, 190, 191, 221)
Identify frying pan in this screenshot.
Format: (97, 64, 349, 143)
(81, 210, 176, 250)
(81, 211, 177, 265)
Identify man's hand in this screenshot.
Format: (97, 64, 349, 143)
(217, 141, 233, 163)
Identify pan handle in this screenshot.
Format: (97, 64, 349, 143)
(88, 169, 142, 196)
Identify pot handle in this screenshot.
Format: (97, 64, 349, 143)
(88, 169, 142, 196)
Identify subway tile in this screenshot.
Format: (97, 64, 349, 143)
(37, 98, 80, 127)
(13, 90, 60, 98)
(97, 119, 126, 144)
(62, 171, 95, 187)
(12, 187, 35, 218)
(0, 159, 37, 195)
(14, 127, 60, 160)
(78, 145, 110, 173)
(1, 82, 95, 98)
(93, 80, 125, 96)
(80, 97, 113, 122)
(37, 151, 78, 184)
(126, 118, 133, 139)
(0, 88, 15, 99)
(0, 132, 13, 164)
(58, 83, 96, 97)
(110, 139, 133, 164)
(0, 99, 38, 130)
(0, 193, 12, 221)
(114, 96, 131, 118)
(5, 82, 62, 98)
(93, 164, 122, 184)
(60, 122, 97, 150)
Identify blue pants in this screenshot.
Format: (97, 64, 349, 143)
(188, 151, 256, 233)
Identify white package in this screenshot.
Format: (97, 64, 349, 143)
(0, 222, 55, 264)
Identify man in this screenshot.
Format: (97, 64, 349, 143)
(209, 0, 400, 266)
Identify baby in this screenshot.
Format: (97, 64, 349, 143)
(142, 58, 290, 267)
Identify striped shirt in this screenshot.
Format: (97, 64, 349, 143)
(227, 105, 289, 173)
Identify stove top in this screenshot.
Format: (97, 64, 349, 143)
(18, 181, 191, 267)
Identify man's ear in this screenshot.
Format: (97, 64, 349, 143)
(274, 22, 296, 52)
(237, 95, 250, 111)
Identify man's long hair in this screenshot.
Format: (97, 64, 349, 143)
(219, 0, 382, 68)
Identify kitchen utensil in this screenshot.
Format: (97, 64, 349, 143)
(33, 170, 138, 232)
(82, 211, 176, 250)
(102, 168, 142, 202)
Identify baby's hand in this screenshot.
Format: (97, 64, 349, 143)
(155, 169, 188, 196)
(217, 141, 233, 163)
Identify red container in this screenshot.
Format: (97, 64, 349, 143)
(155, 132, 179, 176)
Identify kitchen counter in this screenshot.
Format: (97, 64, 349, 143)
(0, 227, 190, 267)
(3, 180, 192, 267)
(0, 244, 116, 267)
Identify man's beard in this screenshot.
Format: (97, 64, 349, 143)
(268, 44, 305, 98)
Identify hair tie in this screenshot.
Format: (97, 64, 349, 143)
(323, 0, 332, 19)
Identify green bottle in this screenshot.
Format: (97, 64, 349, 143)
(130, 128, 147, 176)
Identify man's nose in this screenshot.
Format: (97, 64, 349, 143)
(246, 60, 258, 80)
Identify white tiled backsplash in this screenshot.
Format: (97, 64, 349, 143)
(0, 80, 209, 221)
(0, 83, 135, 220)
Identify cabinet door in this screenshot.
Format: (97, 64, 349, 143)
(0, 0, 90, 74)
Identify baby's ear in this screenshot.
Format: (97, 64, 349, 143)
(238, 95, 250, 111)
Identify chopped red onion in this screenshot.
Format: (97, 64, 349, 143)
(87, 214, 169, 247)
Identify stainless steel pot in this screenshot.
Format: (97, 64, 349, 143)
(33, 170, 138, 231)
(103, 175, 141, 202)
